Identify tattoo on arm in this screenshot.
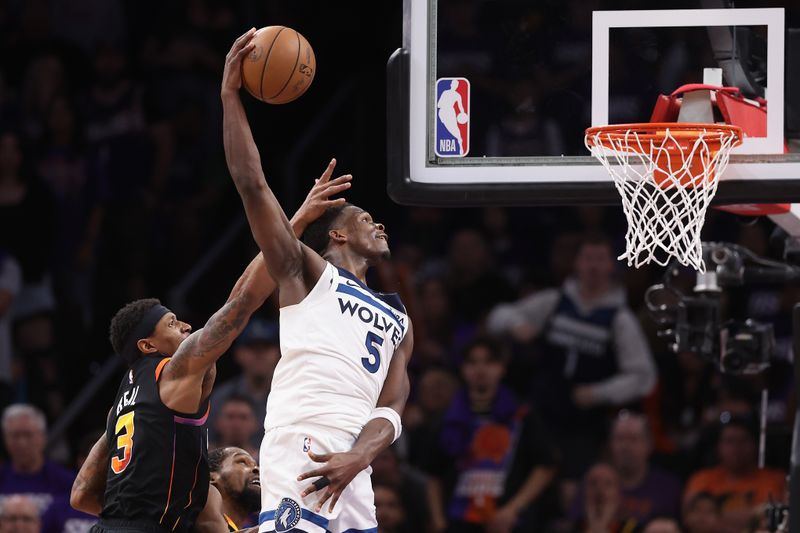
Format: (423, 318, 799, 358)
(167, 291, 254, 378)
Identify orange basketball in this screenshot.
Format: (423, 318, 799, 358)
(241, 26, 315, 104)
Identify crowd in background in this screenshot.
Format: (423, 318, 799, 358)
(0, 1, 798, 532)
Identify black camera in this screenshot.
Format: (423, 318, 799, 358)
(646, 242, 781, 375)
(674, 295, 720, 356)
(668, 296, 773, 375)
(719, 319, 774, 375)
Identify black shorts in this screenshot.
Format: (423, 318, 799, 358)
(91, 520, 172, 533)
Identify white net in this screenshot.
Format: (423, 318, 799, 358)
(585, 125, 740, 271)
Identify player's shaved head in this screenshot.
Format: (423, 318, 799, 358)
(302, 203, 355, 256)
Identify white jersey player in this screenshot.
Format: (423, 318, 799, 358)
(220, 30, 414, 533)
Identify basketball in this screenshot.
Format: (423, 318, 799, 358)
(457, 112, 468, 124)
(242, 26, 316, 104)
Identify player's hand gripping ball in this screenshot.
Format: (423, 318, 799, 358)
(242, 26, 316, 104)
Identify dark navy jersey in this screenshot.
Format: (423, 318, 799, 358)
(534, 291, 620, 427)
(541, 292, 619, 384)
(101, 356, 209, 531)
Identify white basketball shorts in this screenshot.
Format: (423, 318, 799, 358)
(258, 424, 377, 533)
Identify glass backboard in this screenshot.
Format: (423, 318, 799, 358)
(388, 0, 800, 205)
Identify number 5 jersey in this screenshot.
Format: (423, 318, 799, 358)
(264, 263, 409, 438)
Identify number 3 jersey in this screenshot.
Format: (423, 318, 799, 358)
(101, 355, 210, 531)
(265, 263, 409, 438)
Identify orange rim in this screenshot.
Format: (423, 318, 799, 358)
(586, 123, 744, 188)
(585, 122, 743, 151)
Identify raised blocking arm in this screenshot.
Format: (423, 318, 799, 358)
(220, 29, 331, 293)
(161, 159, 352, 404)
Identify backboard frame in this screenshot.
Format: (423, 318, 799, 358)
(387, 0, 800, 206)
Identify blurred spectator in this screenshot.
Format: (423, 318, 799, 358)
(404, 365, 459, 470)
(684, 381, 762, 472)
(210, 318, 280, 447)
(153, 96, 222, 278)
(371, 446, 433, 533)
(0, 252, 21, 406)
(208, 446, 260, 530)
(51, 0, 126, 54)
(570, 412, 681, 524)
(481, 207, 526, 286)
(412, 277, 464, 368)
(0, 130, 61, 420)
(645, 351, 715, 474)
(430, 337, 557, 533)
(574, 463, 637, 533)
(547, 231, 584, 287)
(0, 130, 55, 317)
(487, 233, 656, 485)
(642, 517, 682, 533)
(374, 482, 412, 533)
(445, 229, 515, 323)
(0, 404, 74, 532)
(211, 394, 260, 458)
(0, 494, 41, 533)
(683, 416, 785, 533)
(83, 42, 160, 311)
(20, 54, 66, 142)
(682, 492, 721, 533)
(396, 208, 450, 257)
(36, 93, 100, 329)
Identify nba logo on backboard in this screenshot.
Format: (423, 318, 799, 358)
(435, 77, 470, 157)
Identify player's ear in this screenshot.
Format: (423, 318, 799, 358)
(329, 229, 347, 245)
(209, 471, 220, 485)
(137, 338, 158, 354)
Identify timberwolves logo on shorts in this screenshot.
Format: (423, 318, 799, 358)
(435, 77, 470, 157)
(275, 498, 301, 532)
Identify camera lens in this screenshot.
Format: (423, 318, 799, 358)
(723, 350, 745, 373)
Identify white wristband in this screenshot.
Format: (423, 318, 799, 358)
(368, 407, 402, 443)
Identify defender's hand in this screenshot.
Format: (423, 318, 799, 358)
(297, 450, 369, 513)
(221, 28, 256, 95)
(293, 159, 352, 232)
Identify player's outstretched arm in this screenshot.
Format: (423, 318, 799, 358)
(298, 322, 415, 513)
(70, 434, 109, 516)
(220, 29, 330, 302)
(160, 167, 349, 413)
(192, 484, 229, 533)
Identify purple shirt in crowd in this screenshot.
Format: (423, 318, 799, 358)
(569, 465, 682, 524)
(0, 460, 96, 532)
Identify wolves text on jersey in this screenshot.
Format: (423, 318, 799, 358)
(337, 298, 404, 348)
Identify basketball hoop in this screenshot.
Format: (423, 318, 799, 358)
(585, 123, 743, 271)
